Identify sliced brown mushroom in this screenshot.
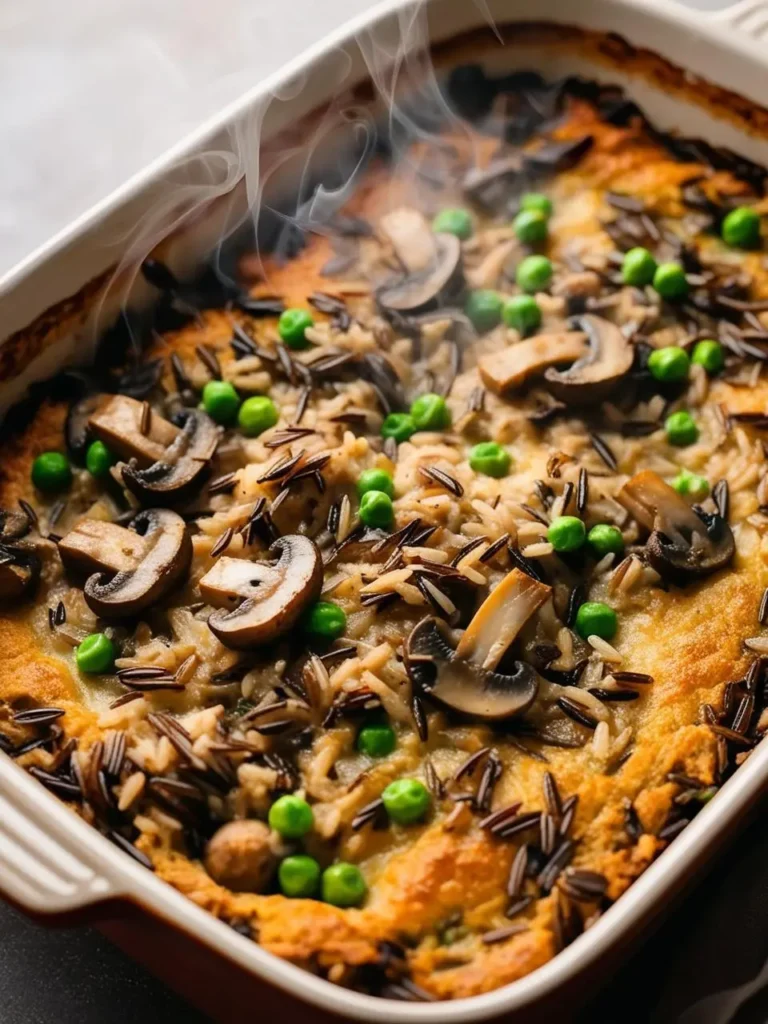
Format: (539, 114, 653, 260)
(405, 569, 551, 720)
(89, 396, 218, 505)
(0, 544, 41, 602)
(58, 509, 192, 618)
(122, 410, 219, 505)
(0, 509, 31, 542)
(479, 331, 588, 395)
(544, 315, 634, 404)
(379, 207, 437, 274)
(204, 820, 276, 893)
(201, 535, 323, 649)
(617, 470, 734, 584)
(89, 394, 180, 464)
(377, 206, 463, 314)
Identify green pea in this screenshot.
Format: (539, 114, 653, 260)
(278, 308, 314, 350)
(647, 346, 690, 384)
(465, 290, 504, 333)
(516, 255, 553, 294)
(359, 490, 394, 529)
(575, 602, 618, 641)
(587, 524, 624, 558)
(513, 209, 548, 245)
(31, 452, 72, 494)
(381, 778, 431, 825)
(268, 794, 314, 839)
(321, 863, 367, 907)
(469, 442, 511, 478)
(691, 340, 724, 375)
(202, 380, 240, 425)
(672, 469, 709, 500)
(547, 515, 586, 553)
(304, 601, 347, 641)
(75, 633, 116, 674)
(665, 410, 699, 447)
(410, 393, 451, 431)
(357, 468, 394, 499)
(279, 855, 321, 898)
(653, 262, 689, 302)
(85, 441, 114, 479)
(238, 396, 278, 437)
(621, 247, 657, 287)
(381, 413, 416, 443)
(502, 294, 541, 335)
(357, 720, 397, 758)
(520, 193, 553, 218)
(721, 206, 761, 249)
(432, 207, 473, 239)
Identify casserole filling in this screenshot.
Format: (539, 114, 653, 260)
(3, 59, 768, 1000)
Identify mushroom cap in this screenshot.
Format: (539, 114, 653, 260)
(544, 315, 634, 404)
(378, 234, 463, 314)
(0, 543, 41, 603)
(82, 509, 192, 619)
(122, 409, 219, 505)
(617, 470, 734, 584)
(406, 616, 539, 720)
(204, 819, 276, 893)
(204, 535, 323, 650)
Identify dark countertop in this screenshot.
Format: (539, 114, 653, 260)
(3, 805, 768, 1024)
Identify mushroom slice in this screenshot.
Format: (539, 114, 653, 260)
(0, 544, 41, 602)
(0, 509, 31, 542)
(617, 470, 734, 584)
(378, 234, 463, 314)
(89, 395, 180, 465)
(122, 409, 219, 505)
(58, 510, 192, 618)
(377, 208, 463, 314)
(202, 535, 323, 649)
(379, 207, 437, 274)
(455, 568, 552, 671)
(544, 315, 633, 404)
(479, 331, 588, 395)
(405, 569, 551, 721)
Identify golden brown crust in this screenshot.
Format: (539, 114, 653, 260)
(4, 26, 768, 1003)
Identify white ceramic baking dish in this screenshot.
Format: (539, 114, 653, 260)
(3, 0, 768, 1018)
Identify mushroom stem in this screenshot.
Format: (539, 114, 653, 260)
(455, 568, 552, 671)
(89, 395, 179, 465)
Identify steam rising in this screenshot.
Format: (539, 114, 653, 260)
(95, 0, 501, 344)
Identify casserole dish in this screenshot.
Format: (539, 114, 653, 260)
(4, 0, 768, 1018)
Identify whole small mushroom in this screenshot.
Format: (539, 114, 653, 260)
(204, 819, 277, 893)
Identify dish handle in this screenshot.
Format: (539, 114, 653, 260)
(0, 754, 118, 917)
(711, 0, 768, 40)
